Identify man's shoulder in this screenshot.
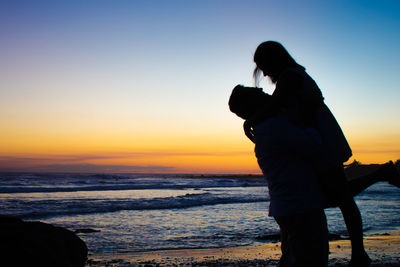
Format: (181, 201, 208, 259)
(254, 117, 293, 135)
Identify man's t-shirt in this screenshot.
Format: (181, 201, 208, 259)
(254, 116, 324, 217)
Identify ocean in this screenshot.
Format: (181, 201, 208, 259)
(1, 173, 399, 256)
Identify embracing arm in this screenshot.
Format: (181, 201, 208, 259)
(254, 118, 322, 159)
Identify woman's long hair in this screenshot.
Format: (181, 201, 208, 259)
(253, 41, 305, 86)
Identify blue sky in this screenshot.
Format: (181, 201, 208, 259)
(0, 0, 399, 172)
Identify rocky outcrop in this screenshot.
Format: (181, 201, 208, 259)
(0, 215, 87, 267)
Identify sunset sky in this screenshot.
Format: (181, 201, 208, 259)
(1, 0, 399, 173)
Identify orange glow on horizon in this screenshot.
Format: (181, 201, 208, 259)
(0, 119, 398, 173)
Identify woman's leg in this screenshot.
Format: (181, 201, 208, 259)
(320, 166, 371, 266)
(347, 161, 400, 196)
(338, 196, 371, 266)
(320, 162, 399, 266)
(340, 161, 399, 265)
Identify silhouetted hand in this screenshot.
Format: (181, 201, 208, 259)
(243, 120, 255, 143)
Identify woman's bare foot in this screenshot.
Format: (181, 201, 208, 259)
(349, 251, 371, 267)
(378, 161, 400, 188)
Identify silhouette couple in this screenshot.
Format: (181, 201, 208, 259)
(229, 41, 400, 267)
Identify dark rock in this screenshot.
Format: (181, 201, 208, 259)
(0, 215, 88, 267)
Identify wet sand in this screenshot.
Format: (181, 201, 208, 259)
(86, 230, 400, 266)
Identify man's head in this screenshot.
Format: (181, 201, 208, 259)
(229, 85, 272, 120)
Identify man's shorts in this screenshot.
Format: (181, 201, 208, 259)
(318, 165, 350, 207)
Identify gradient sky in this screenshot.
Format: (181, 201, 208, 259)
(1, 0, 399, 173)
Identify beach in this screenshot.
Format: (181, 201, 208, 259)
(86, 231, 400, 266)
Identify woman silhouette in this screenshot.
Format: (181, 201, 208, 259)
(251, 41, 370, 266)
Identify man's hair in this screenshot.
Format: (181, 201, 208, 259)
(229, 85, 270, 120)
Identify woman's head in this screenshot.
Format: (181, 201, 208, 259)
(253, 41, 304, 85)
(229, 85, 272, 120)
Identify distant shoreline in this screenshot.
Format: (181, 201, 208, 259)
(1, 162, 396, 178)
